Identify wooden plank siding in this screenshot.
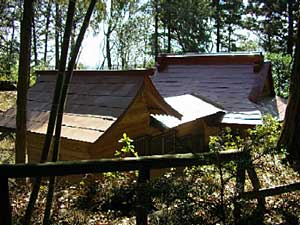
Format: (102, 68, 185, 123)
(27, 132, 92, 162)
(90, 88, 164, 158)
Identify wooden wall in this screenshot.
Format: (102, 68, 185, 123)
(27, 132, 92, 162)
(89, 91, 162, 159)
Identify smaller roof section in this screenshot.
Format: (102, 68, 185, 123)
(153, 53, 285, 126)
(152, 94, 224, 128)
(157, 52, 264, 71)
(0, 69, 179, 143)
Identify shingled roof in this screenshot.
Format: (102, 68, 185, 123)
(0, 69, 180, 143)
(152, 53, 286, 126)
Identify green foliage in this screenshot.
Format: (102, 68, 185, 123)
(149, 172, 206, 225)
(149, 167, 237, 225)
(159, 0, 213, 52)
(76, 174, 137, 218)
(104, 133, 138, 180)
(210, 115, 282, 156)
(211, 0, 245, 51)
(266, 53, 292, 98)
(0, 1, 21, 81)
(115, 133, 138, 158)
(247, 115, 282, 155)
(209, 127, 244, 151)
(244, 0, 297, 53)
(236, 36, 259, 51)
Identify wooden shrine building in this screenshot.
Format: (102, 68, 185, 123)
(0, 69, 182, 161)
(0, 53, 287, 162)
(150, 53, 287, 152)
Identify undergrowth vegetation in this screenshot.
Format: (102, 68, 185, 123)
(1, 102, 300, 224)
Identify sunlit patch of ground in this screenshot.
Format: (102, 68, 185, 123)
(0, 91, 16, 112)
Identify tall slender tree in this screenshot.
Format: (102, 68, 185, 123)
(0, 0, 21, 80)
(43, 0, 98, 223)
(211, 0, 244, 52)
(212, 0, 221, 52)
(43, 0, 52, 65)
(24, 1, 76, 224)
(246, 0, 298, 54)
(15, 0, 34, 164)
(158, 0, 213, 53)
(55, 2, 61, 69)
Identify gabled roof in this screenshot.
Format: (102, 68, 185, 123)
(0, 69, 180, 143)
(153, 53, 284, 126)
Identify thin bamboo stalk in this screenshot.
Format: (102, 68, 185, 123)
(43, 1, 98, 223)
(23, 1, 76, 224)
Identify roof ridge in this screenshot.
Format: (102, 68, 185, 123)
(35, 69, 155, 77)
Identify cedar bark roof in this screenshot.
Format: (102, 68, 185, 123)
(153, 54, 285, 126)
(0, 69, 180, 143)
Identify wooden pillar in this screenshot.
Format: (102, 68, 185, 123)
(233, 158, 246, 225)
(0, 176, 12, 225)
(136, 167, 150, 225)
(245, 152, 266, 223)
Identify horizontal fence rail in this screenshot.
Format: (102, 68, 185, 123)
(2, 150, 300, 225)
(0, 150, 245, 178)
(0, 150, 247, 225)
(0, 150, 300, 225)
(240, 182, 300, 199)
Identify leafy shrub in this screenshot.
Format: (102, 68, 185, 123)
(76, 132, 139, 218)
(149, 171, 212, 225)
(115, 133, 138, 158)
(266, 53, 292, 98)
(209, 115, 282, 157)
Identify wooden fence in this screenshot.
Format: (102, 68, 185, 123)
(0, 150, 299, 225)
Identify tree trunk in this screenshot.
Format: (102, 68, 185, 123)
(6, 7, 16, 78)
(43, 1, 97, 223)
(55, 2, 60, 69)
(106, 25, 112, 69)
(43, 0, 51, 65)
(32, 16, 38, 66)
(215, 0, 221, 52)
(154, 0, 159, 61)
(24, 1, 76, 224)
(287, 0, 295, 55)
(15, 0, 34, 164)
(71, 22, 76, 52)
(166, 0, 171, 53)
(167, 26, 171, 53)
(228, 26, 232, 52)
(278, 16, 300, 171)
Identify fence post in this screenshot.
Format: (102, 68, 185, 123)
(0, 176, 12, 225)
(233, 155, 246, 225)
(245, 152, 265, 223)
(136, 167, 150, 225)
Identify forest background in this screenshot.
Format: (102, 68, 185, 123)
(0, 0, 296, 95)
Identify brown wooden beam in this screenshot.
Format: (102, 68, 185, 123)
(0, 150, 246, 178)
(0, 176, 12, 225)
(241, 182, 300, 199)
(136, 167, 150, 225)
(36, 69, 155, 77)
(233, 160, 246, 225)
